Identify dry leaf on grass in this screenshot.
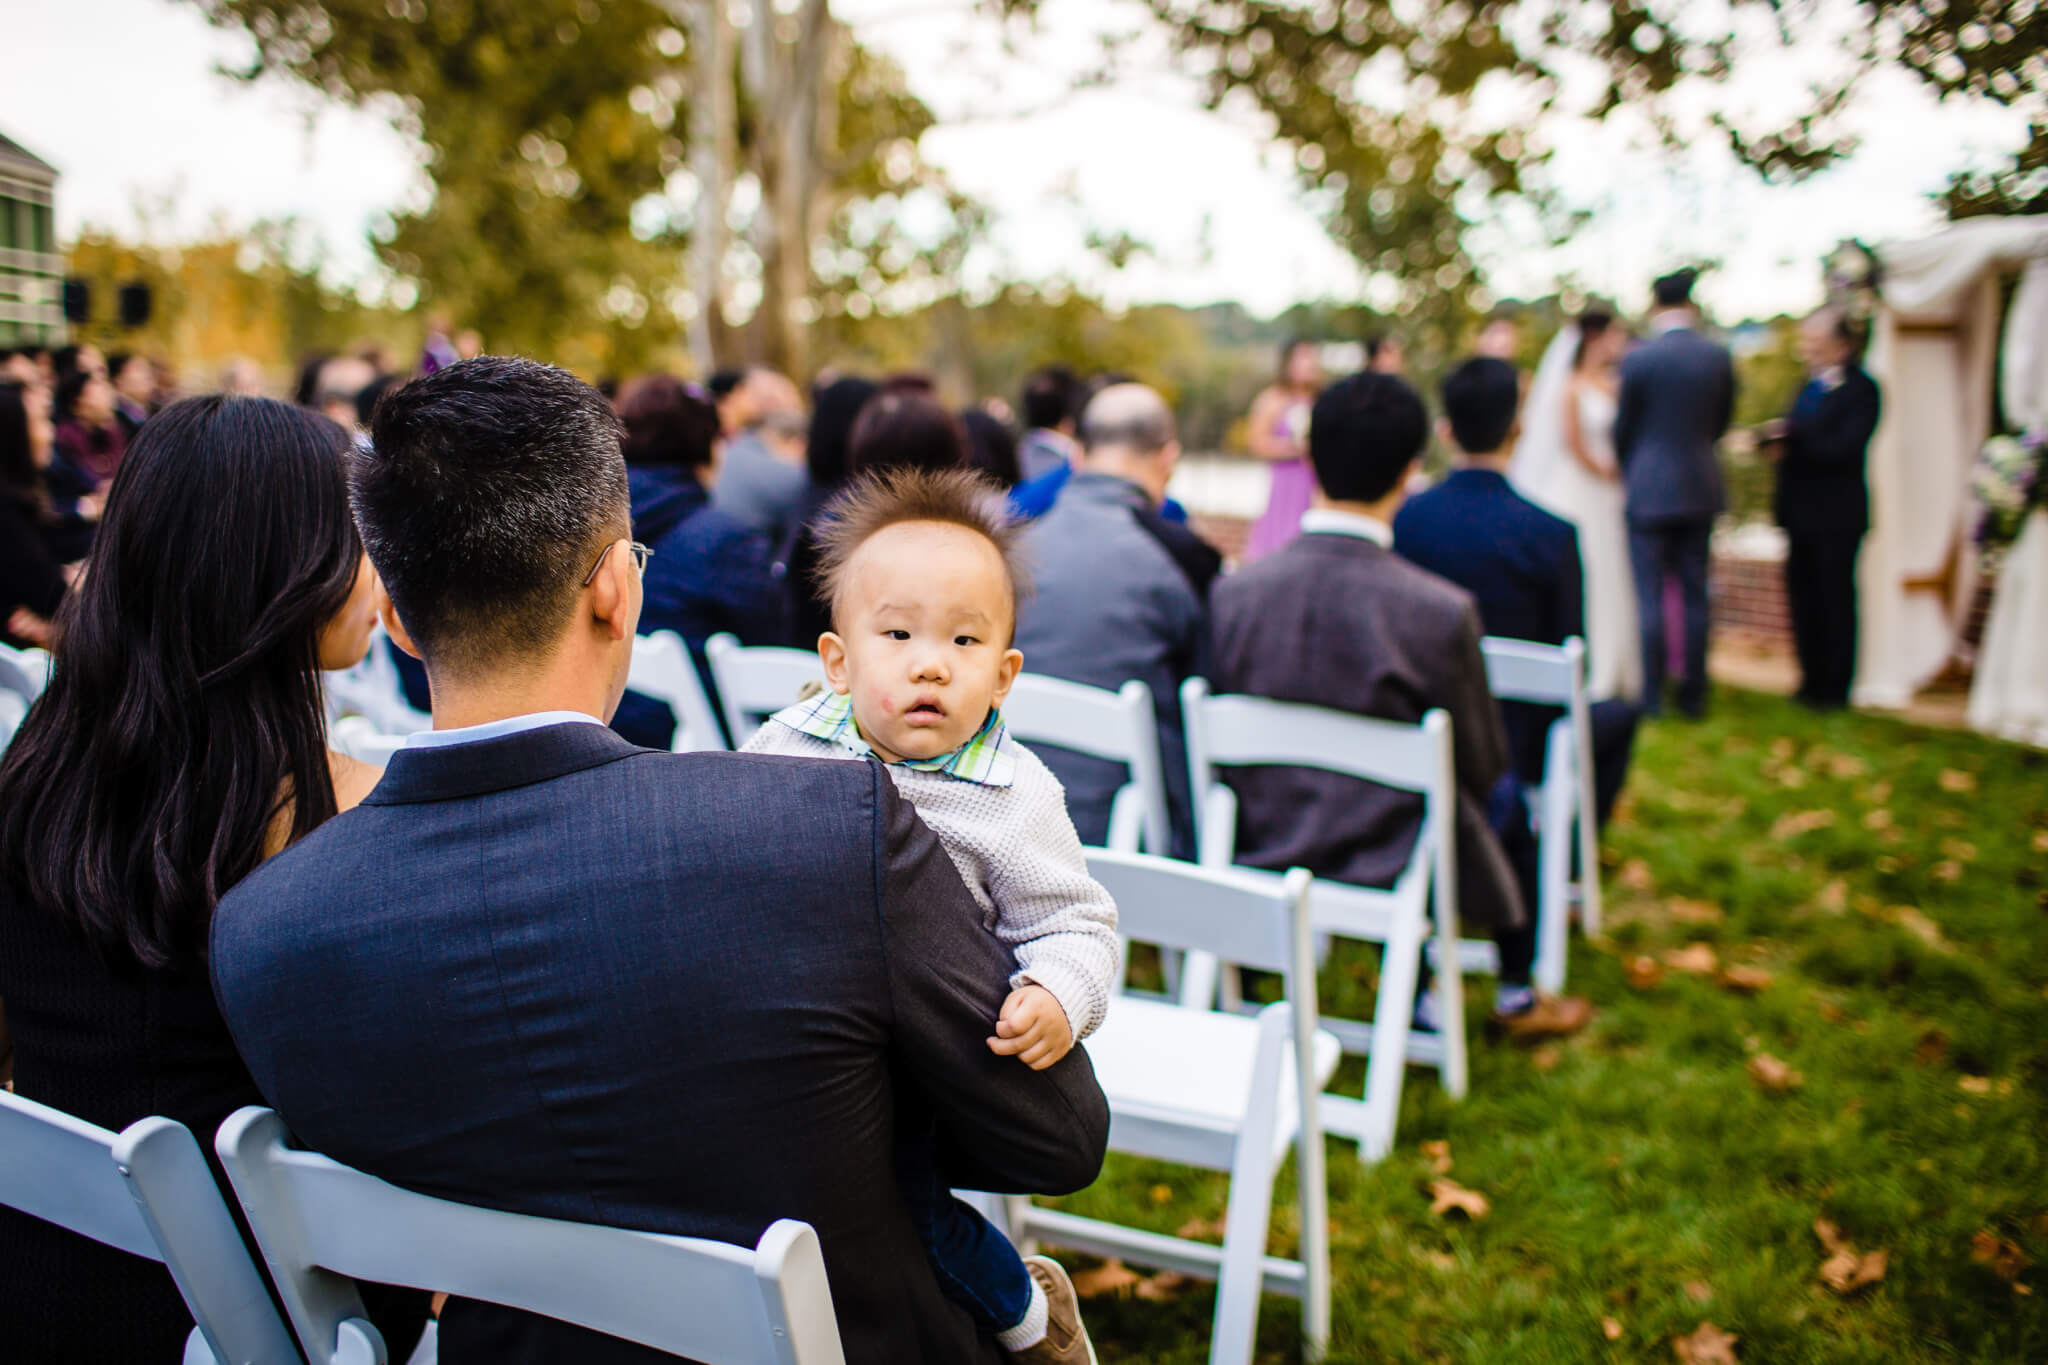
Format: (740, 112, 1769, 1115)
(1913, 1030, 1949, 1065)
(1933, 860, 1965, 884)
(1626, 956, 1666, 989)
(1664, 943, 1721, 975)
(1889, 906, 1953, 953)
(1971, 1229, 2033, 1281)
(1421, 1139, 1454, 1175)
(1533, 1044, 1563, 1072)
(1940, 837, 1979, 862)
(1667, 898, 1726, 925)
(1748, 1053, 1803, 1094)
(1673, 1321, 1739, 1364)
(1071, 1259, 1142, 1298)
(1862, 808, 1895, 831)
(1816, 879, 1849, 913)
(1602, 1316, 1624, 1341)
(1428, 1178, 1491, 1220)
(1620, 858, 1655, 891)
(1828, 754, 1868, 779)
(2033, 830, 2048, 855)
(1717, 965, 1774, 993)
(1938, 768, 1978, 793)
(1134, 1270, 1194, 1301)
(1176, 1215, 1225, 1242)
(1771, 809, 1837, 840)
(1684, 1280, 1714, 1304)
(1778, 767, 1809, 789)
(1421, 1248, 1459, 1272)
(1958, 1075, 1994, 1096)
(1814, 1220, 1888, 1294)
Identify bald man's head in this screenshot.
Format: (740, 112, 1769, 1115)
(1079, 383, 1175, 458)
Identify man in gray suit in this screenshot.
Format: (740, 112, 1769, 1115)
(1614, 269, 1737, 718)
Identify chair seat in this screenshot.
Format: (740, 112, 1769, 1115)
(1090, 998, 1341, 1167)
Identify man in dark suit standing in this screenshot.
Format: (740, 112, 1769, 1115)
(1210, 371, 1585, 1039)
(1614, 269, 1737, 718)
(209, 357, 1109, 1365)
(1395, 357, 1638, 828)
(1761, 306, 1881, 709)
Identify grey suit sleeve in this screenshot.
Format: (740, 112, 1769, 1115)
(1445, 602, 1510, 802)
(873, 764, 1110, 1195)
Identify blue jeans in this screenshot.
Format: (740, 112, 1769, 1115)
(895, 1125, 1034, 1333)
(1628, 519, 1714, 716)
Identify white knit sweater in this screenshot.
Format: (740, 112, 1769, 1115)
(742, 722, 1121, 1040)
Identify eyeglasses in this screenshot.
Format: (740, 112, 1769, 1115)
(583, 539, 654, 587)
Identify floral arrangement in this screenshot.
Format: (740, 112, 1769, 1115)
(1823, 239, 1883, 327)
(1974, 427, 2048, 564)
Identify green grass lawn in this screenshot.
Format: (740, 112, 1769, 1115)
(1051, 688, 2048, 1363)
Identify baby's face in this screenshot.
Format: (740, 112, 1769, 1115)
(820, 520, 1024, 764)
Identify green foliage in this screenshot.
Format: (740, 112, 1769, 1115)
(1050, 692, 2048, 1361)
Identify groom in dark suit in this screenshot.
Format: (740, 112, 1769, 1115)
(1614, 269, 1737, 718)
(209, 357, 1109, 1365)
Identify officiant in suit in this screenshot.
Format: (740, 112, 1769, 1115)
(1760, 306, 1881, 709)
(1614, 269, 1737, 718)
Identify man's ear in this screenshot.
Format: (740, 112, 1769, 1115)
(589, 536, 637, 643)
(1435, 417, 1455, 452)
(380, 596, 423, 661)
(991, 646, 1024, 708)
(818, 632, 853, 695)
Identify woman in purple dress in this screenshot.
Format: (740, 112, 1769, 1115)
(1245, 338, 1325, 559)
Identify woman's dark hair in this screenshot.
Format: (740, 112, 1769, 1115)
(0, 385, 46, 517)
(959, 408, 1021, 488)
(54, 369, 94, 423)
(295, 351, 334, 408)
(806, 376, 881, 486)
(848, 391, 970, 476)
(614, 373, 721, 470)
(1573, 311, 1616, 368)
(0, 396, 364, 970)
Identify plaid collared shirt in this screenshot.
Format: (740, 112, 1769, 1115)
(767, 689, 1017, 788)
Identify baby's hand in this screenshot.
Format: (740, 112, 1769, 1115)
(986, 985, 1073, 1071)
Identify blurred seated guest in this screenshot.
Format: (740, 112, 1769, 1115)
(848, 388, 971, 476)
(782, 375, 880, 648)
(1015, 384, 1217, 857)
(1367, 332, 1407, 375)
(53, 366, 125, 488)
(1213, 370, 1587, 1040)
(710, 365, 809, 544)
(107, 351, 157, 440)
(613, 373, 781, 748)
(294, 349, 332, 408)
(961, 406, 1022, 488)
(52, 343, 106, 383)
(0, 395, 428, 1362)
(0, 385, 70, 648)
(455, 328, 484, 361)
(1477, 307, 1524, 360)
(6, 379, 96, 561)
(1394, 356, 1638, 823)
(218, 356, 266, 397)
(3, 347, 42, 388)
(355, 371, 405, 433)
(419, 310, 460, 374)
(1760, 306, 1881, 711)
(1008, 366, 1084, 519)
(313, 352, 378, 433)
(211, 356, 1109, 1365)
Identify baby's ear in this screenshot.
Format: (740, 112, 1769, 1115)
(818, 632, 853, 693)
(993, 646, 1025, 705)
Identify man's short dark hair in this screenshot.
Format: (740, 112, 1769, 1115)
(1307, 372, 1428, 504)
(1020, 366, 1081, 432)
(1440, 357, 1521, 456)
(707, 368, 746, 401)
(355, 356, 629, 675)
(1653, 269, 1697, 309)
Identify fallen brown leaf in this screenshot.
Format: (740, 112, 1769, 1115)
(1889, 906, 1953, 953)
(1933, 860, 1964, 884)
(1072, 1259, 1142, 1298)
(1770, 738, 1796, 760)
(1814, 1219, 1852, 1255)
(1533, 1044, 1563, 1072)
(1684, 1280, 1713, 1304)
(1938, 768, 1978, 793)
(1421, 1139, 1454, 1174)
(1778, 766, 1809, 789)
(1816, 879, 1849, 912)
(1422, 1248, 1458, 1272)
(1940, 837, 1979, 862)
(1771, 809, 1836, 840)
(1620, 858, 1654, 892)
(2033, 830, 2048, 855)
(1134, 1270, 1194, 1301)
(1958, 1075, 1993, 1096)
(1176, 1215, 1225, 1242)
(1748, 1053, 1803, 1094)
(1667, 898, 1726, 925)
(1717, 965, 1773, 993)
(1862, 808, 1895, 831)
(1913, 1030, 1949, 1065)
(1428, 1178, 1491, 1221)
(1664, 943, 1721, 975)
(1603, 1316, 1624, 1341)
(1828, 754, 1868, 779)
(1971, 1229, 2033, 1280)
(1673, 1321, 1739, 1364)
(1625, 955, 1666, 989)
(1821, 1248, 1889, 1295)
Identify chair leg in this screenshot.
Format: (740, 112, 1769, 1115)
(1430, 896, 1469, 1103)
(1355, 915, 1424, 1162)
(1534, 778, 1573, 994)
(1211, 1014, 1288, 1365)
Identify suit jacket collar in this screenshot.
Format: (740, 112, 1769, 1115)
(361, 721, 647, 806)
(1293, 527, 1394, 564)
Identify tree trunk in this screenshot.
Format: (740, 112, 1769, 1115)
(742, 0, 832, 380)
(677, 0, 734, 378)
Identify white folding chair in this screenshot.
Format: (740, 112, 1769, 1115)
(0, 688, 25, 752)
(0, 1091, 302, 1365)
(1480, 635, 1602, 991)
(329, 715, 410, 766)
(0, 641, 52, 703)
(1181, 679, 1466, 1163)
(987, 853, 1335, 1365)
(216, 1106, 845, 1365)
(705, 633, 825, 745)
(1000, 675, 1170, 855)
(323, 628, 432, 736)
(627, 630, 731, 753)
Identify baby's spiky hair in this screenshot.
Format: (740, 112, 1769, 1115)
(811, 465, 1032, 630)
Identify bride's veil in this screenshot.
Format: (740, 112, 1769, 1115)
(1509, 323, 1581, 509)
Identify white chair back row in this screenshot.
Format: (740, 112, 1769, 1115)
(0, 1089, 300, 1364)
(0, 641, 52, 702)
(322, 628, 432, 737)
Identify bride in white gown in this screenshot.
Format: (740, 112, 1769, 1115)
(1512, 312, 1643, 701)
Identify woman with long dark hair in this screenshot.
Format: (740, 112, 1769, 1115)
(52, 365, 126, 489)
(0, 395, 425, 1361)
(781, 374, 881, 647)
(0, 384, 71, 647)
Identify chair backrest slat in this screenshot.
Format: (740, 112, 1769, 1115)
(1183, 679, 1449, 795)
(1480, 635, 1584, 707)
(0, 642, 52, 703)
(627, 630, 730, 753)
(218, 1107, 843, 1364)
(0, 1091, 160, 1258)
(1002, 677, 1170, 856)
(1085, 848, 1305, 975)
(706, 635, 825, 743)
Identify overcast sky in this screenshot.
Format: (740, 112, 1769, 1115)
(2, 0, 2034, 322)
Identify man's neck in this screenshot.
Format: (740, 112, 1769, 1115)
(1651, 309, 1695, 334)
(1452, 450, 1513, 475)
(425, 649, 616, 732)
(1079, 455, 1165, 506)
(1313, 493, 1402, 528)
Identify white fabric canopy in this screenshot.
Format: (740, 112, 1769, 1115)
(1857, 215, 2048, 715)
